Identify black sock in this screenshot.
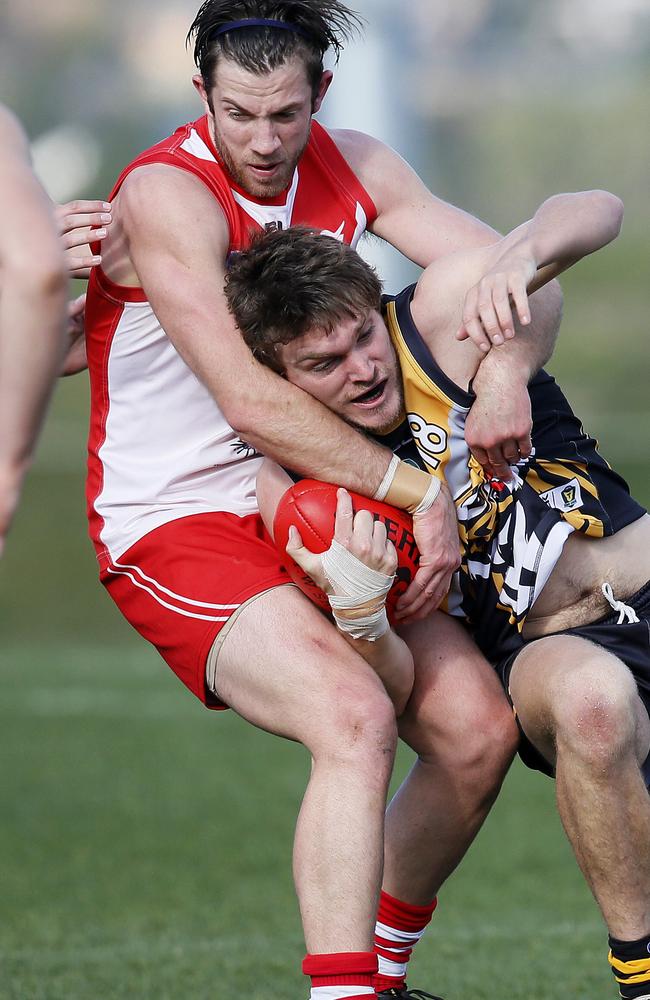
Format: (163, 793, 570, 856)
(609, 934, 650, 999)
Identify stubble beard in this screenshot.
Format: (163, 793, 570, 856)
(210, 119, 311, 199)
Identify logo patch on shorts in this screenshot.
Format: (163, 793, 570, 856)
(539, 477, 583, 512)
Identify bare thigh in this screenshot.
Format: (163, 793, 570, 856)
(211, 584, 396, 751)
(398, 611, 517, 760)
(508, 634, 650, 769)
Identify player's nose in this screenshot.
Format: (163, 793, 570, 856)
(348, 354, 376, 382)
(250, 120, 281, 156)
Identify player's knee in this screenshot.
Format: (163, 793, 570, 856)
(404, 688, 517, 785)
(312, 684, 398, 776)
(478, 699, 519, 773)
(554, 662, 640, 768)
(453, 699, 518, 793)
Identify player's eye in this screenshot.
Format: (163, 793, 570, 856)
(358, 325, 373, 343)
(312, 357, 338, 373)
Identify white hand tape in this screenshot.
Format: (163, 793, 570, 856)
(321, 538, 394, 642)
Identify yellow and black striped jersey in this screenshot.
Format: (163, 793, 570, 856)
(378, 285, 646, 662)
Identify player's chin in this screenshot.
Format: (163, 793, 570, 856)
(346, 403, 397, 435)
(245, 165, 291, 198)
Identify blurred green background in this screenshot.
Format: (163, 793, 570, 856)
(0, 1, 648, 997)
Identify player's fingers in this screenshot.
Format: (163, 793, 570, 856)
(517, 431, 533, 460)
(333, 488, 354, 546)
(462, 316, 491, 353)
(485, 446, 513, 482)
(62, 225, 109, 251)
(349, 509, 375, 565)
(510, 276, 531, 327)
(478, 288, 505, 346)
(395, 568, 446, 621)
(56, 200, 111, 224)
(285, 525, 320, 572)
(370, 516, 387, 547)
(372, 520, 396, 573)
(462, 286, 491, 353)
(500, 439, 521, 465)
(285, 524, 305, 553)
(493, 281, 515, 340)
(67, 293, 86, 317)
(65, 256, 102, 277)
(57, 199, 111, 214)
(469, 443, 490, 472)
(60, 213, 112, 237)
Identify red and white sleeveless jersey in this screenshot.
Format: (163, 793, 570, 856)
(86, 115, 377, 567)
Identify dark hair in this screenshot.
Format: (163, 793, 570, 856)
(187, 1, 363, 99)
(225, 227, 383, 373)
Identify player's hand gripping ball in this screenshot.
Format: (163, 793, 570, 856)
(273, 479, 420, 623)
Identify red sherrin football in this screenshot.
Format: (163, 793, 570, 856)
(273, 479, 419, 623)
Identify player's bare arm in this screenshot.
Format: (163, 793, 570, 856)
(414, 191, 622, 479)
(329, 126, 564, 476)
(0, 105, 67, 554)
(330, 127, 501, 264)
(115, 163, 395, 486)
(411, 189, 624, 383)
(257, 460, 415, 714)
(112, 163, 457, 618)
(458, 190, 623, 470)
(457, 189, 624, 345)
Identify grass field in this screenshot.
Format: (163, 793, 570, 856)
(1, 361, 648, 998)
(0, 639, 616, 1000)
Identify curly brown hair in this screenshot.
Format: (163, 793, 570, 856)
(225, 227, 382, 373)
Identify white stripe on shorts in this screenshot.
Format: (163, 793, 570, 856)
(106, 561, 236, 622)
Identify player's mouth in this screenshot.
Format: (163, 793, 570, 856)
(351, 378, 388, 407)
(249, 162, 282, 179)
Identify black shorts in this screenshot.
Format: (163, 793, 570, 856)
(495, 580, 650, 783)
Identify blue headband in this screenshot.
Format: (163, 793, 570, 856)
(211, 18, 312, 40)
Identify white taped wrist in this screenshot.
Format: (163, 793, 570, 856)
(373, 454, 400, 502)
(330, 605, 390, 642)
(321, 539, 394, 600)
(321, 539, 394, 642)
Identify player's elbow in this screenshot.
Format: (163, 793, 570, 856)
(591, 190, 624, 245)
(221, 394, 262, 440)
(222, 381, 284, 442)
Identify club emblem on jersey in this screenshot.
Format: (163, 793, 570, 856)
(539, 477, 583, 512)
(562, 484, 577, 506)
(232, 439, 261, 459)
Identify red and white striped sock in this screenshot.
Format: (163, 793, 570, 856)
(373, 890, 438, 992)
(302, 951, 378, 1000)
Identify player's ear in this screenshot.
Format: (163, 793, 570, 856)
(312, 71, 333, 114)
(193, 74, 211, 113)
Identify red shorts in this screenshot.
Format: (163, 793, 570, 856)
(100, 512, 291, 707)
